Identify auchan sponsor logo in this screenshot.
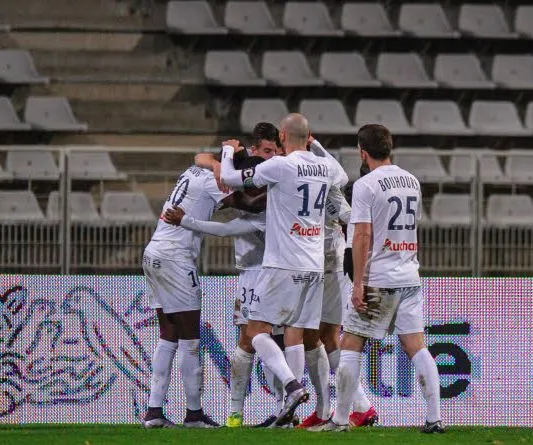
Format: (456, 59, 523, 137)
(290, 223, 321, 237)
(382, 238, 417, 252)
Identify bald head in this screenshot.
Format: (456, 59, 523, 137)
(280, 113, 310, 152)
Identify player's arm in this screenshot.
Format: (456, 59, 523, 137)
(182, 215, 260, 236)
(325, 185, 351, 223)
(308, 136, 349, 187)
(222, 191, 266, 214)
(350, 180, 373, 313)
(194, 152, 232, 194)
(220, 141, 281, 189)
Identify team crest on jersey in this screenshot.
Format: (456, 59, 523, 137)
(241, 167, 255, 187)
(289, 222, 321, 237)
(382, 238, 418, 252)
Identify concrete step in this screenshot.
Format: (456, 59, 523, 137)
(32, 50, 177, 80)
(47, 133, 217, 147)
(71, 100, 218, 134)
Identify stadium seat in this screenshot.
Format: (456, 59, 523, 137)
(204, 51, 266, 86)
(339, 147, 362, 181)
(477, 150, 507, 183)
(0, 191, 44, 222)
(376, 53, 438, 88)
(504, 151, 533, 182)
(430, 193, 472, 226)
(100, 192, 155, 223)
(299, 99, 356, 135)
(341, 3, 401, 37)
(448, 149, 476, 182)
(0, 50, 49, 84)
(5, 150, 60, 180)
(469, 101, 531, 136)
(515, 6, 533, 39)
(492, 55, 533, 89)
(46, 191, 101, 223)
(319, 52, 381, 87)
(166, 1, 228, 34)
(0, 96, 31, 130)
(24, 96, 88, 132)
(262, 51, 323, 86)
(283, 2, 343, 36)
(459, 5, 517, 39)
(355, 99, 417, 135)
(0, 163, 13, 181)
(240, 99, 289, 132)
(486, 194, 533, 226)
(69, 151, 127, 180)
(224, 1, 285, 35)
(393, 149, 449, 182)
(412, 100, 473, 135)
(398, 3, 459, 38)
(434, 54, 495, 89)
(524, 102, 533, 131)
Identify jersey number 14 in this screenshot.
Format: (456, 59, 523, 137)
(297, 183, 327, 216)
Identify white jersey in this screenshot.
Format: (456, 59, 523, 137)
(251, 150, 335, 272)
(147, 166, 229, 262)
(350, 164, 422, 288)
(234, 211, 266, 271)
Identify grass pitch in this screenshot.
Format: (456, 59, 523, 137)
(1, 425, 531, 445)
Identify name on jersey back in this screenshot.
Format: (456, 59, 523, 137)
(378, 175, 419, 192)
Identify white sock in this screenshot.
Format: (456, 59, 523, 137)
(148, 339, 178, 408)
(327, 349, 341, 371)
(264, 364, 284, 414)
(251, 333, 295, 386)
(412, 348, 441, 423)
(229, 347, 254, 414)
(332, 350, 361, 425)
(353, 379, 372, 413)
(284, 344, 305, 383)
(306, 345, 331, 420)
(177, 339, 202, 411)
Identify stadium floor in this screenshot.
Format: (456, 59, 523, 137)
(1, 425, 531, 445)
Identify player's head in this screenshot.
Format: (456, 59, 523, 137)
(357, 124, 393, 170)
(279, 113, 310, 153)
(250, 122, 281, 160)
(234, 155, 267, 197)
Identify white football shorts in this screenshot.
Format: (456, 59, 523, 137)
(321, 271, 351, 325)
(233, 269, 261, 326)
(142, 249, 202, 314)
(248, 267, 324, 330)
(343, 286, 424, 340)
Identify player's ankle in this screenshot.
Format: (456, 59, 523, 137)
(145, 406, 163, 421)
(285, 379, 302, 394)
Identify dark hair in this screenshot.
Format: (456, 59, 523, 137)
(357, 124, 393, 160)
(234, 155, 265, 170)
(251, 122, 281, 148)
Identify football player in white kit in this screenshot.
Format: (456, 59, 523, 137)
(313, 124, 444, 433)
(219, 114, 337, 426)
(142, 161, 263, 428)
(298, 137, 377, 429)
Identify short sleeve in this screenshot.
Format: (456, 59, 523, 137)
(350, 179, 373, 224)
(205, 173, 231, 203)
(252, 156, 284, 187)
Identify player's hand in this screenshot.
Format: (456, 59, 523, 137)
(307, 134, 315, 148)
(163, 206, 185, 226)
(352, 283, 368, 314)
(212, 161, 230, 193)
(222, 139, 244, 152)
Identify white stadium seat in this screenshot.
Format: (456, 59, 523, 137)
(166, 1, 228, 34)
(431, 193, 472, 226)
(100, 192, 155, 223)
(46, 191, 101, 223)
(339, 147, 362, 181)
(486, 194, 533, 226)
(469, 101, 530, 136)
(69, 151, 127, 181)
(299, 99, 356, 135)
(262, 51, 323, 86)
(399, 3, 459, 38)
(459, 4, 517, 39)
(434, 54, 495, 89)
(283, 2, 343, 36)
(341, 3, 401, 37)
(515, 6, 533, 39)
(204, 51, 266, 86)
(319, 52, 381, 87)
(492, 55, 533, 89)
(224, 1, 284, 35)
(393, 149, 449, 182)
(240, 99, 289, 133)
(0, 50, 49, 84)
(6, 150, 59, 180)
(0, 191, 44, 222)
(355, 99, 417, 135)
(24, 96, 88, 132)
(412, 100, 473, 135)
(376, 53, 438, 88)
(504, 151, 533, 182)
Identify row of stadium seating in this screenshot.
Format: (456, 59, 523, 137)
(166, 2, 533, 39)
(0, 96, 87, 132)
(241, 99, 533, 136)
(200, 51, 533, 90)
(1, 148, 532, 183)
(0, 150, 124, 180)
(2, 189, 532, 227)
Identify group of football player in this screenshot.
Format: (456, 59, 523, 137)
(141, 113, 444, 433)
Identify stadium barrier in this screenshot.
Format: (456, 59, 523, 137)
(0, 275, 531, 426)
(1, 146, 533, 276)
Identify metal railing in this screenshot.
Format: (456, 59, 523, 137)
(1, 146, 533, 276)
